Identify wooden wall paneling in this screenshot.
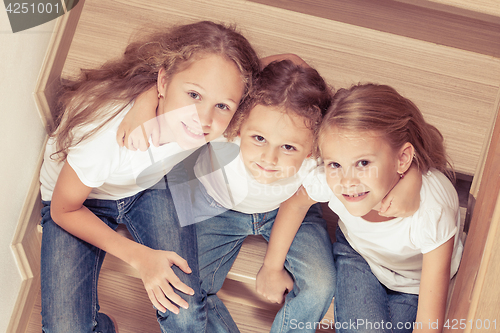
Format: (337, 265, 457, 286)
(470, 90, 500, 197)
(33, 0, 85, 133)
(8, 145, 45, 333)
(467, 195, 500, 332)
(9, 1, 85, 331)
(445, 104, 500, 332)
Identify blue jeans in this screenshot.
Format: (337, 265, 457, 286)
(333, 228, 418, 333)
(193, 183, 336, 333)
(40, 175, 206, 333)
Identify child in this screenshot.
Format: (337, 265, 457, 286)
(191, 59, 334, 333)
(191, 63, 421, 333)
(273, 83, 463, 332)
(39, 21, 260, 333)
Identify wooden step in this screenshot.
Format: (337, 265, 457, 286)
(104, 225, 336, 330)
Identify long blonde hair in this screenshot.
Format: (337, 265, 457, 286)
(319, 83, 454, 178)
(53, 21, 260, 160)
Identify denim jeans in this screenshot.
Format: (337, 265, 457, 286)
(40, 174, 206, 333)
(193, 183, 336, 333)
(333, 228, 418, 333)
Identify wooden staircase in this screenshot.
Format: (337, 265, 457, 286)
(15, 0, 500, 332)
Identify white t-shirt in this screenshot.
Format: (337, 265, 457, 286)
(40, 103, 193, 201)
(194, 137, 318, 214)
(303, 167, 463, 294)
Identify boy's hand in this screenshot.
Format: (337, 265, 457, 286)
(256, 264, 294, 304)
(116, 86, 160, 151)
(133, 247, 194, 314)
(117, 116, 160, 151)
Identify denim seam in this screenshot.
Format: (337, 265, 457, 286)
(252, 212, 268, 233)
(123, 214, 143, 245)
(277, 257, 294, 333)
(208, 238, 243, 293)
(213, 299, 236, 332)
(278, 295, 290, 333)
(92, 248, 103, 330)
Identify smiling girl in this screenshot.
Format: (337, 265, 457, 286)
(39, 21, 259, 332)
(274, 83, 463, 332)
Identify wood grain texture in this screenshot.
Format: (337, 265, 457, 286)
(60, 0, 500, 176)
(250, 0, 500, 57)
(395, 0, 500, 23)
(445, 105, 500, 331)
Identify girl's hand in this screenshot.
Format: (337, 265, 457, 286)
(380, 165, 422, 217)
(133, 247, 195, 314)
(117, 86, 160, 151)
(256, 264, 294, 304)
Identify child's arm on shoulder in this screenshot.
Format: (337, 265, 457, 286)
(256, 186, 317, 303)
(414, 237, 454, 333)
(260, 53, 309, 69)
(380, 164, 422, 217)
(51, 162, 194, 313)
(116, 86, 159, 151)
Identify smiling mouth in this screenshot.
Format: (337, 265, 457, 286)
(182, 122, 205, 137)
(343, 191, 369, 202)
(255, 163, 278, 172)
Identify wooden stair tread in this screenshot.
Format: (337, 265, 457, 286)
(107, 228, 269, 284)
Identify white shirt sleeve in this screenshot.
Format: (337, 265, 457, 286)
(414, 206, 458, 254)
(412, 171, 460, 254)
(302, 165, 333, 203)
(66, 128, 121, 188)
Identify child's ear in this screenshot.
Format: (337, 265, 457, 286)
(157, 68, 168, 96)
(397, 142, 414, 174)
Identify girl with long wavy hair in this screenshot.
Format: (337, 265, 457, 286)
(39, 20, 260, 332)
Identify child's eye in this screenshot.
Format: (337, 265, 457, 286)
(216, 103, 230, 111)
(328, 162, 341, 169)
(188, 91, 200, 100)
(252, 135, 266, 143)
(282, 144, 296, 151)
(356, 160, 370, 167)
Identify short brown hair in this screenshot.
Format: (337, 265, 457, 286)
(225, 59, 332, 156)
